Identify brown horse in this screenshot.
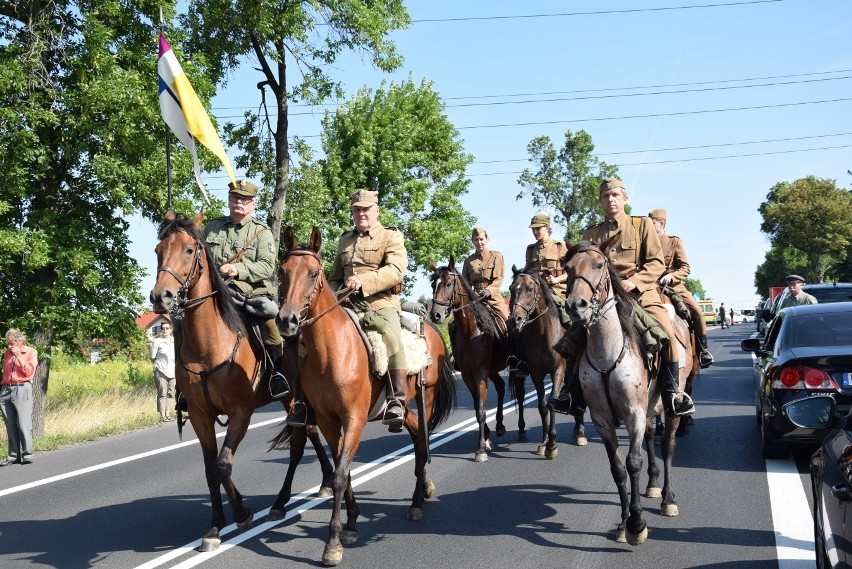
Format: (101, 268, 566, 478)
(275, 226, 456, 567)
(429, 260, 509, 462)
(561, 238, 695, 545)
(149, 211, 333, 552)
(507, 267, 587, 457)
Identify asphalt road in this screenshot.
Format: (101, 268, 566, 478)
(0, 322, 818, 569)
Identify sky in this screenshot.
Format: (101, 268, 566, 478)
(130, 0, 852, 312)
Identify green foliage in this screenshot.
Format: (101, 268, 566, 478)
(517, 130, 619, 241)
(682, 278, 705, 299)
(287, 77, 475, 286)
(754, 245, 810, 299)
(758, 176, 852, 282)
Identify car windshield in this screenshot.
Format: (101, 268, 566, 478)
(790, 313, 852, 348)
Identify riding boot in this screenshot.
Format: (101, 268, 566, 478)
(660, 360, 695, 416)
(697, 334, 714, 369)
(382, 369, 408, 432)
(266, 344, 291, 400)
(548, 363, 577, 415)
(285, 399, 308, 427)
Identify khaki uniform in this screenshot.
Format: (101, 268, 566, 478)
(524, 238, 568, 296)
(659, 234, 706, 336)
(329, 222, 407, 368)
(203, 216, 281, 345)
(582, 213, 677, 362)
(462, 249, 508, 319)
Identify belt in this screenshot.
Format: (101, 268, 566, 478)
(4, 382, 31, 386)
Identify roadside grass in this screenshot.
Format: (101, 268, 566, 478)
(0, 358, 161, 457)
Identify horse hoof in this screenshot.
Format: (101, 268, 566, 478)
(661, 503, 679, 517)
(341, 530, 359, 545)
(318, 486, 334, 499)
(268, 509, 285, 521)
(615, 529, 627, 543)
(496, 425, 506, 437)
(545, 447, 558, 460)
(484, 440, 493, 451)
(575, 435, 588, 447)
(474, 451, 488, 463)
(199, 530, 221, 552)
(535, 444, 546, 456)
(322, 545, 344, 567)
(407, 507, 424, 521)
(424, 480, 435, 499)
(627, 526, 648, 546)
(236, 510, 254, 530)
(518, 430, 528, 441)
(645, 487, 662, 499)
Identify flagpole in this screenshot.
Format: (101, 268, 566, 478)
(165, 125, 173, 212)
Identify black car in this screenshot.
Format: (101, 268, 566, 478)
(755, 282, 852, 336)
(741, 302, 852, 459)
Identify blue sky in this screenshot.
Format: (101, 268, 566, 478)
(131, 0, 852, 311)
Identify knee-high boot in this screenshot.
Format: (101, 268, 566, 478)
(548, 359, 577, 414)
(697, 334, 714, 368)
(660, 360, 695, 416)
(266, 343, 291, 400)
(383, 369, 408, 432)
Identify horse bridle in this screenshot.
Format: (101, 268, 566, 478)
(157, 238, 218, 317)
(431, 269, 481, 318)
(567, 246, 616, 328)
(282, 249, 355, 327)
(510, 273, 550, 331)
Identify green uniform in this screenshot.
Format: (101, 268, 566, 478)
(329, 222, 407, 369)
(778, 291, 818, 310)
(202, 216, 281, 345)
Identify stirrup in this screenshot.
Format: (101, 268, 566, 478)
(269, 372, 291, 400)
(285, 400, 308, 427)
(671, 393, 696, 417)
(506, 356, 528, 375)
(382, 399, 405, 431)
(547, 390, 572, 415)
(699, 350, 714, 369)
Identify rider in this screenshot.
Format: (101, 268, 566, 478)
(461, 227, 509, 328)
(287, 189, 408, 431)
(648, 209, 714, 369)
(202, 179, 290, 400)
(582, 178, 694, 416)
(508, 213, 571, 375)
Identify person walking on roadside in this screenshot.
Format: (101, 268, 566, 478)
(1, 329, 38, 466)
(149, 321, 176, 422)
(719, 303, 728, 329)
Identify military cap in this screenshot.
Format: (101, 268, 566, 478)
(350, 189, 379, 207)
(648, 209, 667, 223)
(228, 179, 259, 197)
(471, 226, 488, 239)
(785, 274, 805, 283)
(599, 177, 626, 193)
(529, 213, 551, 228)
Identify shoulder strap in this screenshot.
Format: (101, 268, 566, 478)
(632, 216, 642, 267)
(225, 227, 269, 265)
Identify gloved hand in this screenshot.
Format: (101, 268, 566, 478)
(478, 288, 491, 300)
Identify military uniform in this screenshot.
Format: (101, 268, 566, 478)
(462, 247, 508, 320)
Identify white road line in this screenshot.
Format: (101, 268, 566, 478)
(767, 458, 817, 568)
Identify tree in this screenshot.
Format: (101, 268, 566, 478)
(682, 278, 705, 300)
(181, 0, 411, 254)
(288, 77, 475, 285)
(758, 176, 852, 283)
(0, 2, 185, 436)
(517, 130, 619, 241)
(754, 245, 810, 298)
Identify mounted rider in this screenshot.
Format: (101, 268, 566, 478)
(461, 226, 509, 332)
(648, 208, 714, 369)
(202, 179, 290, 400)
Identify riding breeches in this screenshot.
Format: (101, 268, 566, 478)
(675, 285, 707, 336)
(638, 289, 678, 362)
(261, 317, 283, 346)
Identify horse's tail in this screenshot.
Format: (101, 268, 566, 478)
(268, 423, 295, 451)
(507, 371, 524, 404)
(428, 356, 457, 433)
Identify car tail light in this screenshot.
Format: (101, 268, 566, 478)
(774, 366, 837, 390)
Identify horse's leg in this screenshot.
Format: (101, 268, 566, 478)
(308, 425, 335, 498)
(216, 414, 253, 530)
(623, 414, 649, 546)
(511, 371, 527, 440)
(491, 371, 507, 438)
(643, 418, 662, 499)
(595, 425, 632, 545)
(531, 373, 550, 457)
(660, 414, 681, 517)
(570, 380, 588, 447)
(322, 421, 362, 567)
(465, 374, 490, 462)
(192, 417, 226, 552)
(269, 425, 307, 520)
(404, 405, 428, 521)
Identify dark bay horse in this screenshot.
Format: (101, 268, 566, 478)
(561, 237, 694, 545)
(149, 211, 333, 552)
(429, 260, 508, 462)
(276, 226, 456, 567)
(507, 267, 587, 457)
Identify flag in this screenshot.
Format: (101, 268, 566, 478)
(157, 31, 236, 202)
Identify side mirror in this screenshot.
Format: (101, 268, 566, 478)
(783, 396, 838, 430)
(741, 338, 761, 353)
(755, 308, 770, 322)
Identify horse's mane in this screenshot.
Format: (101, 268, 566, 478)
(157, 214, 246, 335)
(565, 240, 639, 348)
(430, 266, 499, 338)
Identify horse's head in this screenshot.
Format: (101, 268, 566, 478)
(508, 265, 544, 333)
(150, 210, 206, 314)
(277, 226, 324, 338)
(429, 256, 462, 324)
(562, 235, 618, 326)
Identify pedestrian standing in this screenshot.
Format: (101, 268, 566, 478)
(149, 322, 176, 422)
(1, 329, 37, 465)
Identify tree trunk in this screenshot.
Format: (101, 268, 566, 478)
(31, 326, 53, 439)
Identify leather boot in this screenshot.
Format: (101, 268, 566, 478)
(266, 344, 291, 400)
(548, 366, 577, 414)
(383, 369, 408, 432)
(660, 360, 695, 416)
(285, 400, 308, 427)
(697, 334, 714, 369)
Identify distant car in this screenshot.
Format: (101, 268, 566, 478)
(731, 310, 753, 324)
(741, 302, 852, 459)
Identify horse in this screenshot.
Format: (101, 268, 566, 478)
(507, 267, 587, 457)
(560, 237, 695, 545)
(149, 211, 334, 552)
(275, 226, 457, 567)
(428, 260, 509, 462)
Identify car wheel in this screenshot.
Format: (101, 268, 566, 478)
(760, 414, 790, 459)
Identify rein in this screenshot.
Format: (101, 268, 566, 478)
(511, 273, 550, 331)
(284, 249, 356, 327)
(431, 270, 484, 317)
(570, 247, 616, 327)
(157, 241, 218, 317)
